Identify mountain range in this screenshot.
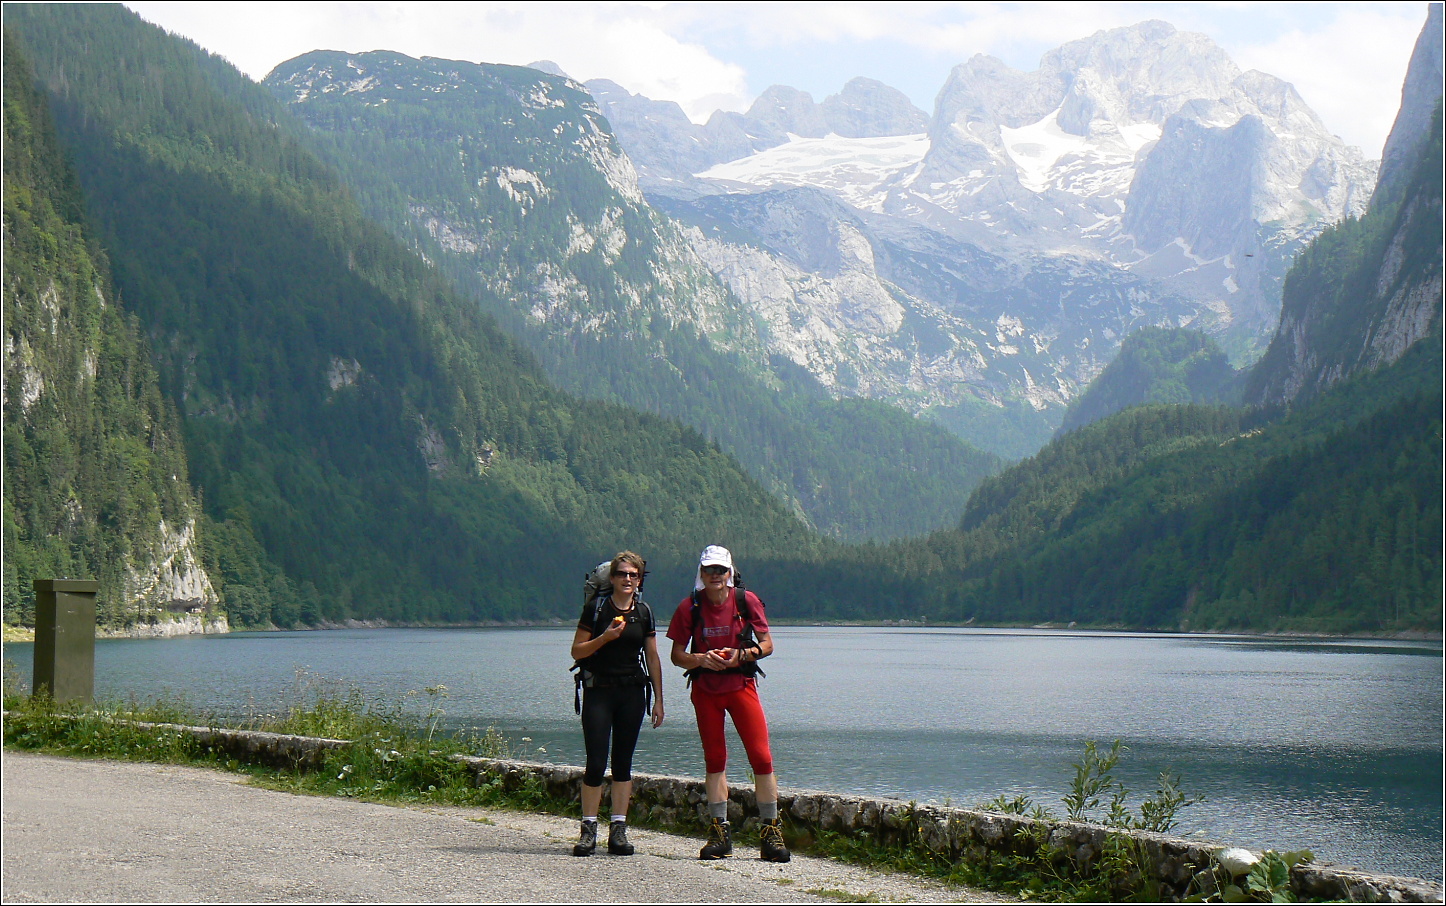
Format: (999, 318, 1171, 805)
(261, 49, 999, 542)
(585, 20, 1382, 454)
(2, 3, 1438, 635)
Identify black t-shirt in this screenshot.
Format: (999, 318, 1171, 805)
(576, 595, 655, 681)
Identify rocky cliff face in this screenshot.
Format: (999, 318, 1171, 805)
(1245, 6, 1443, 408)
(659, 185, 1216, 440)
(270, 51, 760, 363)
(1372, 2, 1444, 212)
(123, 519, 220, 615)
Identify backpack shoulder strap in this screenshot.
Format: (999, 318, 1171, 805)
(590, 594, 611, 637)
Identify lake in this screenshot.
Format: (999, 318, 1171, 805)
(4, 626, 1441, 881)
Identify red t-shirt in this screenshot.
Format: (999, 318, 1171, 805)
(666, 589, 770, 695)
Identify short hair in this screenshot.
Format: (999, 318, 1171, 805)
(610, 550, 646, 577)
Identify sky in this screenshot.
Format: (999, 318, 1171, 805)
(123, 2, 1433, 158)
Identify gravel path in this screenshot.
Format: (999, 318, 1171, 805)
(2, 752, 1006, 903)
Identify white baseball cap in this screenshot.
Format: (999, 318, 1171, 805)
(699, 545, 733, 569)
(695, 545, 735, 589)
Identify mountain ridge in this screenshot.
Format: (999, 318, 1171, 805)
(263, 47, 1001, 540)
(587, 19, 1379, 457)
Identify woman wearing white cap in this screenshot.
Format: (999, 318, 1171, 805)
(666, 544, 789, 863)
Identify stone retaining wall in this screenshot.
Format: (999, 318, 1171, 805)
(454, 756, 1442, 904)
(56, 720, 1446, 903)
(130, 721, 349, 769)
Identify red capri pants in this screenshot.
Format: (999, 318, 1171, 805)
(691, 681, 774, 776)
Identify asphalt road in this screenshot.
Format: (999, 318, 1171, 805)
(2, 752, 1000, 903)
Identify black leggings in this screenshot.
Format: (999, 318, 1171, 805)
(580, 683, 646, 787)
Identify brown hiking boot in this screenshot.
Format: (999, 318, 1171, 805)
(760, 818, 791, 863)
(699, 818, 732, 859)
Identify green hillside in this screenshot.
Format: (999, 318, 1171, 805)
(262, 49, 998, 543)
(2, 37, 226, 628)
(3, 4, 822, 626)
(1057, 326, 1241, 435)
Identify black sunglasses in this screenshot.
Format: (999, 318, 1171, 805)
(701, 565, 730, 577)
(613, 570, 641, 580)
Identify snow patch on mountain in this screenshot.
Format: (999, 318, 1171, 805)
(699, 134, 930, 211)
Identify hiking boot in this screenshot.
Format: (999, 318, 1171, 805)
(572, 820, 597, 856)
(608, 820, 635, 856)
(699, 818, 732, 860)
(760, 818, 791, 863)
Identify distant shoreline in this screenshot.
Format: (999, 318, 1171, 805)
(4, 620, 1440, 644)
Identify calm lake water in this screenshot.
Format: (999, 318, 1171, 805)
(5, 626, 1441, 880)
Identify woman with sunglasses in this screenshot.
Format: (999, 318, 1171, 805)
(666, 544, 789, 863)
(569, 550, 664, 857)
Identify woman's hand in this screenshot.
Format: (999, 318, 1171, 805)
(600, 615, 626, 642)
(650, 699, 665, 728)
(570, 618, 624, 661)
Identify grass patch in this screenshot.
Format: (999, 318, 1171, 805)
(805, 888, 880, 903)
(0, 665, 565, 817)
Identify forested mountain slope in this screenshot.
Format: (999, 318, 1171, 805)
(261, 50, 998, 543)
(3, 39, 222, 629)
(759, 336, 1439, 633)
(3, 4, 823, 626)
(1056, 326, 1241, 435)
(1246, 5, 1442, 409)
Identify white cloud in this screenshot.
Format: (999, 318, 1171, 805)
(1229, 6, 1424, 155)
(127, 1, 751, 119)
(124, 2, 1429, 153)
